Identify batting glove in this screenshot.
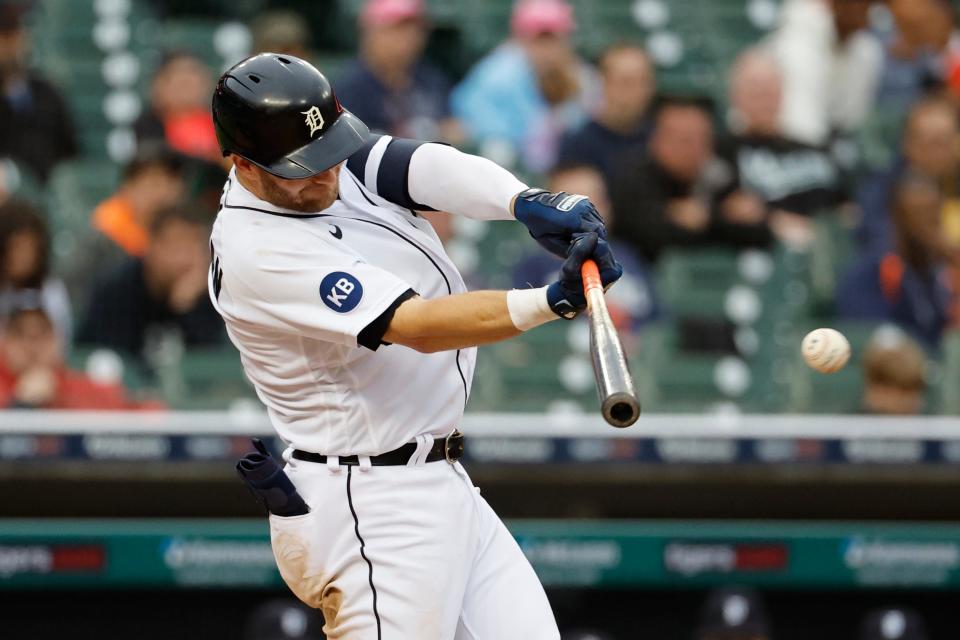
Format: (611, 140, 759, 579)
(546, 232, 623, 319)
(513, 188, 607, 259)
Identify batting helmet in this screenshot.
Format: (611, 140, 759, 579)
(212, 53, 369, 179)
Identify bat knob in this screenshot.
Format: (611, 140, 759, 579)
(602, 393, 641, 428)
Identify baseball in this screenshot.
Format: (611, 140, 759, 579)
(801, 328, 851, 374)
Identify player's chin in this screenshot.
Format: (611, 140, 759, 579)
(293, 189, 338, 213)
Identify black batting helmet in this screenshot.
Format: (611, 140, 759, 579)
(212, 53, 369, 179)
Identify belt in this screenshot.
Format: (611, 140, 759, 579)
(292, 430, 465, 466)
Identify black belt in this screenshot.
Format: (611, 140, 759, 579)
(292, 430, 465, 466)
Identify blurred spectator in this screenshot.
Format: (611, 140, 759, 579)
(417, 210, 485, 290)
(251, 9, 312, 59)
(857, 96, 960, 256)
(860, 606, 929, 640)
(513, 163, 659, 331)
(723, 48, 847, 250)
(0, 292, 153, 409)
(66, 146, 186, 303)
(837, 173, 956, 349)
(696, 586, 771, 640)
(134, 51, 220, 163)
(0, 3, 78, 183)
(609, 97, 771, 264)
(0, 199, 71, 345)
(765, 0, 883, 145)
(555, 43, 654, 184)
(451, 0, 599, 172)
(875, 0, 955, 113)
(243, 598, 326, 640)
(861, 325, 928, 414)
(335, 0, 460, 143)
(76, 203, 224, 359)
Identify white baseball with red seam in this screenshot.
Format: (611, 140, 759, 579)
(801, 328, 851, 374)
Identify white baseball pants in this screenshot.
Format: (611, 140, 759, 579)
(268, 445, 560, 639)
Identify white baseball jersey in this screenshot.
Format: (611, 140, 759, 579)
(209, 135, 525, 455)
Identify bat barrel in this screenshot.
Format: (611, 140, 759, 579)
(582, 259, 641, 429)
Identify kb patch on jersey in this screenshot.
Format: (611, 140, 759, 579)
(320, 272, 363, 312)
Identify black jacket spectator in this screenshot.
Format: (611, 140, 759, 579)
(722, 134, 845, 216)
(76, 204, 224, 358)
(77, 258, 223, 356)
(611, 153, 770, 263)
(0, 73, 78, 183)
(609, 98, 771, 263)
(0, 6, 78, 182)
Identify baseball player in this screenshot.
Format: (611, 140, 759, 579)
(210, 53, 621, 639)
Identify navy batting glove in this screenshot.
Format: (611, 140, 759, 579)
(547, 232, 596, 318)
(513, 188, 607, 259)
(591, 233, 624, 290)
(546, 233, 624, 319)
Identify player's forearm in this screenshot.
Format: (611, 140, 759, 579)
(383, 289, 556, 353)
(384, 291, 519, 352)
(407, 143, 526, 221)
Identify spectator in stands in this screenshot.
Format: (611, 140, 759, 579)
(609, 97, 771, 264)
(555, 44, 654, 185)
(417, 210, 486, 290)
(765, 0, 883, 146)
(695, 586, 771, 640)
(134, 51, 220, 163)
(451, 0, 599, 172)
(0, 4, 78, 183)
(251, 9, 313, 60)
(77, 203, 224, 360)
(861, 325, 928, 415)
(0, 199, 71, 345)
(723, 48, 848, 250)
(857, 96, 960, 257)
(837, 173, 956, 350)
(513, 163, 659, 331)
(0, 292, 153, 409)
(875, 0, 955, 114)
(66, 146, 186, 302)
(335, 0, 460, 143)
(860, 606, 929, 640)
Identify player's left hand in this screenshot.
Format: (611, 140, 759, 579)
(513, 188, 607, 258)
(546, 232, 623, 319)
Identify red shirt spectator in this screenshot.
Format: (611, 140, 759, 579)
(0, 294, 160, 409)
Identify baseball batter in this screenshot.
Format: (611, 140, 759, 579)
(209, 54, 621, 639)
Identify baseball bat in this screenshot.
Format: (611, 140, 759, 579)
(581, 259, 641, 428)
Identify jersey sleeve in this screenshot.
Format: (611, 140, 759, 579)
(227, 235, 415, 351)
(346, 134, 434, 211)
(345, 134, 527, 220)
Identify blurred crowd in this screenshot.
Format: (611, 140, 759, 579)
(0, 0, 955, 411)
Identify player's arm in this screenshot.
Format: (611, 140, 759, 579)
(347, 136, 612, 259)
(383, 233, 621, 353)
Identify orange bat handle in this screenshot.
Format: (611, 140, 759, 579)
(581, 259, 603, 294)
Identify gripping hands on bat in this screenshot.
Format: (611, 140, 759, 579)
(545, 232, 621, 318)
(514, 188, 638, 427)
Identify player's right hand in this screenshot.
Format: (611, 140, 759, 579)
(546, 232, 622, 319)
(513, 188, 607, 259)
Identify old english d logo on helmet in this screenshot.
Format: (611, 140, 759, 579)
(302, 106, 325, 137)
(212, 53, 369, 179)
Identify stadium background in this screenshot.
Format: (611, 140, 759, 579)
(0, 0, 959, 638)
